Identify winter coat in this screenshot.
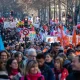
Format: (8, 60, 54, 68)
(45, 61, 54, 69)
(39, 64, 55, 80)
(63, 60, 72, 73)
(9, 69, 22, 80)
(12, 73, 22, 80)
(0, 71, 10, 80)
(66, 71, 80, 80)
(20, 73, 44, 80)
(53, 68, 68, 80)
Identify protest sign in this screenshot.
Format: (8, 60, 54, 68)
(45, 36, 58, 43)
(4, 21, 17, 28)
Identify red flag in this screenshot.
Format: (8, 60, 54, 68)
(63, 36, 70, 47)
(72, 29, 76, 46)
(60, 25, 64, 46)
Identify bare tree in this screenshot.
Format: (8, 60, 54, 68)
(0, 0, 24, 18)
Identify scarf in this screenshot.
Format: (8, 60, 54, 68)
(26, 73, 42, 80)
(10, 69, 19, 76)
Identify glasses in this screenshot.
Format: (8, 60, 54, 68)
(29, 55, 36, 58)
(1, 55, 7, 57)
(12, 62, 18, 64)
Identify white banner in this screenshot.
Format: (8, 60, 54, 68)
(4, 21, 17, 28)
(45, 36, 58, 43)
(68, 35, 80, 44)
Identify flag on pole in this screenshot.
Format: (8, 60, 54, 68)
(58, 25, 65, 46)
(57, 25, 69, 47)
(72, 27, 76, 46)
(0, 36, 5, 51)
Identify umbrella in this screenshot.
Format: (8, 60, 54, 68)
(77, 24, 80, 29)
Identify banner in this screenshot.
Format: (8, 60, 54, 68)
(45, 35, 80, 45)
(20, 31, 36, 41)
(45, 36, 59, 43)
(68, 35, 80, 45)
(28, 31, 36, 40)
(4, 21, 17, 28)
(68, 35, 73, 44)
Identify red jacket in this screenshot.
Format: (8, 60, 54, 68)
(0, 18, 3, 23)
(53, 68, 68, 80)
(20, 73, 45, 80)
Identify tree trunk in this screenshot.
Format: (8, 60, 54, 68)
(58, 0, 61, 22)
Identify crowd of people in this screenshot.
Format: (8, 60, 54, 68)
(0, 17, 80, 80)
(0, 40, 80, 80)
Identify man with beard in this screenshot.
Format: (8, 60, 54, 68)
(44, 42, 60, 59)
(36, 53, 55, 80)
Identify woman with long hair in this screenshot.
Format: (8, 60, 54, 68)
(20, 60, 45, 80)
(6, 58, 22, 80)
(54, 56, 68, 80)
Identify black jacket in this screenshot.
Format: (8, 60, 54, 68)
(45, 61, 54, 69)
(66, 71, 80, 80)
(39, 64, 55, 80)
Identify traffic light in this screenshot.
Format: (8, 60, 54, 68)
(24, 18, 28, 28)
